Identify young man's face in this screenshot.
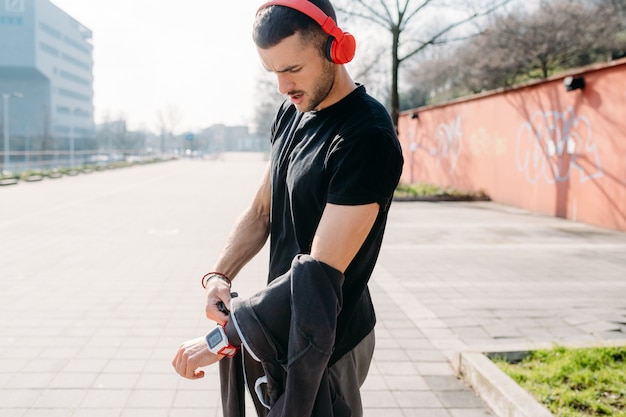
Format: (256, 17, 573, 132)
(258, 32, 336, 112)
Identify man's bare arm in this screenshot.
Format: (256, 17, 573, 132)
(205, 164, 271, 322)
(311, 202, 379, 273)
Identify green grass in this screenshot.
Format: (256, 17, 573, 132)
(394, 182, 489, 201)
(494, 346, 626, 417)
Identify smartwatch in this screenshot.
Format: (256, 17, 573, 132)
(205, 324, 239, 358)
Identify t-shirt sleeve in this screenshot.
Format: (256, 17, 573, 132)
(326, 127, 403, 211)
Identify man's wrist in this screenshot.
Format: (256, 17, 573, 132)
(201, 272, 232, 289)
(205, 324, 239, 358)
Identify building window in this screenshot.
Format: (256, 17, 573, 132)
(58, 88, 90, 102)
(61, 53, 90, 71)
(60, 70, 90, 86)
(5, 0, 25, 13)
(40, 42, 59, 57)
(39, 21, 62, 39)
(63, 36, 91, 55)
(0, 15, 24, 25)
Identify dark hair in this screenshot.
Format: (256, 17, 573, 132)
(253, 0, 338, 53)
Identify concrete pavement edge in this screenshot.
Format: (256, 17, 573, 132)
(457, 351, 554, 417)
(453, 339, 626, 417)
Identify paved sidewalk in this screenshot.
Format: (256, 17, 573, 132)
(1, 155, 625, 417)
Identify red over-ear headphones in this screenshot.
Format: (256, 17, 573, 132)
(257, 0, 356, 65)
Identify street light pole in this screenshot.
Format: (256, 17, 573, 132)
(69, 107, 81, 168)
(2, 92, 24, 173)
(2, 94, 8, 172)
(69, 116, 74, 168)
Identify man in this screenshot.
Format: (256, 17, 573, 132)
(172, 1, 403, 416)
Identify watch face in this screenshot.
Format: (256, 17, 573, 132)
(207, 328, 224, 349)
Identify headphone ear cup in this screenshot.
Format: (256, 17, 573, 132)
(325, 33, 356, 64)
(324, 37, 336, 63)
(328, 32, 356, 64)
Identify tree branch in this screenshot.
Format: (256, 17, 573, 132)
(337, 1, 392, 29)
(402, 0, 437, 30)
(399, 0, 513, 63)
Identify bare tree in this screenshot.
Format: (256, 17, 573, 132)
(593, 0, 626, 59)
(347, 40, 392, 105)
(450, 15, 532, 94)
(252, 70, 284, 139)
(497, 2, 581, 78)
(489, 0, 624, 76)
(335, 0, 513, 125)
(413, 0, 626, 102)
(406, 40, 483, 102)
(110, 118, 128, 155)
(156, 105, 183, 154)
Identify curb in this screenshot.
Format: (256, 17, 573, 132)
(453, 340, 626, 417)
(457, 351, 553, 417)
(0, 178, 18, 186)
(393, 195, 491, 202)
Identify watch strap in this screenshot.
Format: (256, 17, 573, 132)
(206, 324, 239, 358)
(218, 345, 239, 358)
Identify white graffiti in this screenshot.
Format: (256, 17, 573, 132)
(421, 116, 463, 173)
(515, 107, 603, 184)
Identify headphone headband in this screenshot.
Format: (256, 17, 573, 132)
(256, 0, 356, 64)
(258, 0, 336, 34)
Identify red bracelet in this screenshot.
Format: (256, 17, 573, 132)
(201, 272, 232, 289)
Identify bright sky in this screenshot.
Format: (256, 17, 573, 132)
(50, 0, 267, 133)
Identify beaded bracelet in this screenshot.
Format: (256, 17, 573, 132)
(201, 272, 232, 289)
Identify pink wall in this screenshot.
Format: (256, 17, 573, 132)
(398, 58, 626, 231)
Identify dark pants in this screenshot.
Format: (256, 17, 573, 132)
(219, 329, 376, 417)
(328, 329, 376, 417)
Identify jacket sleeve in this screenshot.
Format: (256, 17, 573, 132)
(229, 254, 348, 417)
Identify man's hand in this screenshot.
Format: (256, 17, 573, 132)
(205, 278, 232, 324)
(172, 336, 222, 379)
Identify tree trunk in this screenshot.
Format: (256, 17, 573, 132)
(391, 26, 401, 127)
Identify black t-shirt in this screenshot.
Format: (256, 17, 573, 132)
(268, 85, 403, 363)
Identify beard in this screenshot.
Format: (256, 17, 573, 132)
(291, 60, 336, 112)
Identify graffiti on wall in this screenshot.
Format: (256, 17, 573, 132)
(515, 106, 603, 184)
(432, 116, 463, 173)
(468, 128, 508, 157)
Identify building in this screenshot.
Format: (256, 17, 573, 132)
(194, 124, 270, 154)
(0, 0, 94, 168)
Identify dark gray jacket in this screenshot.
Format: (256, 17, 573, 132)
(222, 255, 351, 417)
